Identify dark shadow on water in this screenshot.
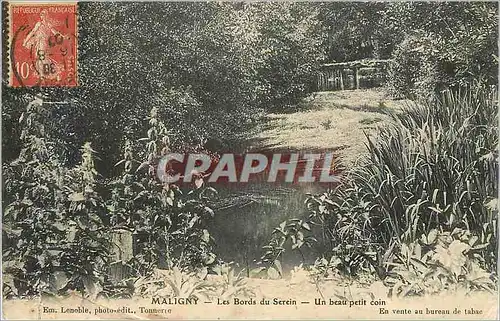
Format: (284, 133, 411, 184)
(206, 182, 328, 274)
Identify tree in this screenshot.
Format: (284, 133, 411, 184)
(318, 2, 393, 62)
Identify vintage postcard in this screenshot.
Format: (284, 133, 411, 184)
(1, 1, 499, 320)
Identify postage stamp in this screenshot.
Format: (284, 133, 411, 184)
(8, 2, 78, 87)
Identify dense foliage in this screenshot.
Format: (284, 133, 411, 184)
(318, 2, 394, 62)
(386, 2, 497, 98)
(319, 2, 498, 98)
(3, 2, 497, 170)
(2, 97, 219, 298)
(3, 99, 111, 298)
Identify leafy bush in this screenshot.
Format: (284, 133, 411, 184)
(3, 99, 110, 299)
(3, 98, 219, 299)
(106, 106, 218, 275)
(61, 143, 111, 299)
(387, 228, 496, 297)
(2, 2, 324, 178)
(387, 32, 443, 100)
(257, 218, 316, 279)
(318, 2, 394, 62)
(238, 3, 326, 111)
(386, 3, 498, 99)
(305, 191, 385, 277)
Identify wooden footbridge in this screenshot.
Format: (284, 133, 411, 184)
(316, 59, 391, 92)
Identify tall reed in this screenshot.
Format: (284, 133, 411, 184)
(317, 86, 498, 271)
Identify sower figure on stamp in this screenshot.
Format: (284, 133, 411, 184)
(22, 9, 64, 83)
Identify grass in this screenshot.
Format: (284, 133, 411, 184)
(363, 87, 498, 247)
(250, 88, 410, 167)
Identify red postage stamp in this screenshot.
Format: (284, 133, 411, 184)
(8, 2, 78, 87)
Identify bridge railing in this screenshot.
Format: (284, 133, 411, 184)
(316, 59, 391, 92)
